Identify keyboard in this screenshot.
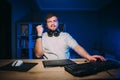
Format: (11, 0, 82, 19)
(42, 59, 76, 67)
(64, 59, 120, 77)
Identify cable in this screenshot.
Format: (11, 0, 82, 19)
(43, 52, 59, 59)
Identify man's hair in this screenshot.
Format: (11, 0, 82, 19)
(45, 13, 58, 22)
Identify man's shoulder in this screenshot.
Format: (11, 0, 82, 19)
(61, 32, 70, 36)
(43, 32, 47, 34)
(42, 32, 47, 35)
(61, 32, 69, 35)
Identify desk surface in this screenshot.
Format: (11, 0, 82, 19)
(0, 59, 120, 80)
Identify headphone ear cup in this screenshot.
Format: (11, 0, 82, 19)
(54, 30, 60, 37)
(47, 30, 54, 37)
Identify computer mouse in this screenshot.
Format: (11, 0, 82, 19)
(11, 60, 23, 67)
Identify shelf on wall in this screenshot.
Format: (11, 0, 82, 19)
(16, 22, 41, 59)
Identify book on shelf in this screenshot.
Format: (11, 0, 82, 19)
(20, 24, 28, 35)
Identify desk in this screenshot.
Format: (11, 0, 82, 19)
(0, 59, 120, 80)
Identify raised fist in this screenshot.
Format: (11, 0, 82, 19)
(36, 24, 44, 36)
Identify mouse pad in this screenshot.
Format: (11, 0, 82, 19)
(0, 62, 38, 72)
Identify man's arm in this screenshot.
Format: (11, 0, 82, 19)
(73, 45, 91, 60)
(73, 45, 106, 61)
(34, 38, 44, 58)
(34, 25, 44, 58)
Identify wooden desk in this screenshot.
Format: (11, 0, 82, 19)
(0, 59, 120, 80)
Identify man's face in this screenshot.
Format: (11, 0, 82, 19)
(46, 16, 59, 31)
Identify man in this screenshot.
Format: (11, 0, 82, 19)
(34, 13, 106, 61)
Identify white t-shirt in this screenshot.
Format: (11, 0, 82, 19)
(42, 32, 78, 60)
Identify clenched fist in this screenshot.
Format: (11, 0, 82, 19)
(36, 25, 44, 36)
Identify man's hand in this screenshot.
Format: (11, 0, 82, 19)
(87, 55, 106, 62)
(36, 25, 44, 36)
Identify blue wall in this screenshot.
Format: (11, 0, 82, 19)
(6, 0, 120, 59)
(99, 0, 120, 60)
(7, 0, 41, 58)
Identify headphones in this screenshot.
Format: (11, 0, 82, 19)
(47, 29, 60, 37)
(47, 24, 64, 37)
